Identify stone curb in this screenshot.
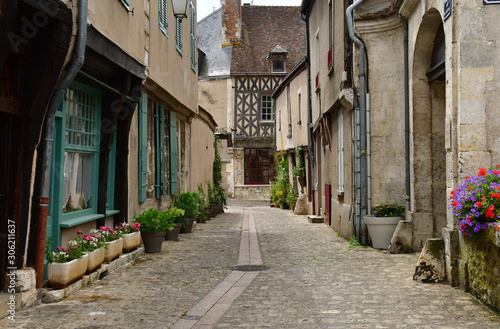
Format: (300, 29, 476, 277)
(42, 247, 144, 304)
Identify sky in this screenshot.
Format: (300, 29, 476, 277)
(197, 0, 303, 21)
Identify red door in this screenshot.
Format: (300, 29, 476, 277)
(325, 184, 331, 226)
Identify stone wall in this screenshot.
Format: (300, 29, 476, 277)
(460, 225, 500, 312)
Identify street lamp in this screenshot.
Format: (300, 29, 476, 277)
(171, 0, 189, 19)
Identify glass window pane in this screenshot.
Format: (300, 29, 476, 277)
(63, 152, 93, 213)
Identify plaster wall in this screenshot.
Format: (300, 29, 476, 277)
(147, 0, 198, 114)
(189, 118, 215, 192)
(88, 0, 145, 63)
(199, 78, 228, 130)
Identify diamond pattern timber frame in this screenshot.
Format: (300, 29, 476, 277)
(234, 76, 282, 138)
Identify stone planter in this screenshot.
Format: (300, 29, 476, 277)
(141, 231, 165, 253)
(165, 223, 182, 241)
(85, 247, 105, 274)
(123, 231, 141, 253)
(180, 218, 195, 234)
(103, 238, 123, 263)
(47, 254, 89, 289)
(364, 216, 402, 249)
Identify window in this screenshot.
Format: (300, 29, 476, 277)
(138, 95, 178, 200)
(261, 95, 273, 121)
(159, 0, 168, 37)
(338, 110, 344, 191)
(286, 85, 292, 138)
(328, 0, 335, 70)
(175, 17, 183, 54)
(190, 1, 196, 71)
(244, 148, 275, 185)
(272, 58, 285, 72)
(297, 92, 302, 125)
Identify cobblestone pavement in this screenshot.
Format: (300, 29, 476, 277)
(2, 201, 500, 328)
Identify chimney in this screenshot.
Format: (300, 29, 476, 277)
(222, 0, 242, 46)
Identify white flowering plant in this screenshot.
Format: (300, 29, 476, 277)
(72, 229, 106, 252)
(45, 236, 84, 264)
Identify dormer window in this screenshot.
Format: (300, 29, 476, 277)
(268, 45, 288, 73)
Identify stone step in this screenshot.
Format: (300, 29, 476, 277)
(307, 215, 324, 223)
(0, 292, 20, 320)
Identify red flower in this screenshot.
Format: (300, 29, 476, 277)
(465, 176, 470, 179)
(452, 201, 458, 207)
(496, 226, 499, 231)
(478, 168, 487, 176)
(491, 193, 500, 199)
(467, 217, 472, 223)
(476, 201, 483, 208)
(486, 205, 495, 219)
(494, 170, 500, 175)
(497, 165, 500, 168)
(77, 230, 83, 235)
(460, 224, 466, 231)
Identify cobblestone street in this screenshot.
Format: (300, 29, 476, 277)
(2, 201, 499, 328)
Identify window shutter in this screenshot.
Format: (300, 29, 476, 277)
(175, 18, 183, 54)
(190, 1, 196, 71)
(159, 0, 168, 36)
(169, 112, 178, 195)
(154, 103, 167, 198)
(138, 93, 148, 202)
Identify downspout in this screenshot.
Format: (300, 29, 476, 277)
(301, 11, 315, 206)
(395, 1, 410, 217)
(346, 0, 367, 244)
(35, 0, 88, 290)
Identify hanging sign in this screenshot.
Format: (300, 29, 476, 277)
(444, 0, 452, 20)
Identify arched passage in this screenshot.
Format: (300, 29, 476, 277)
(411, 9, 447, 250)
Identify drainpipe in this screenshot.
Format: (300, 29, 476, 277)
(346, 0, 367, 244)
(301, 11, 315, 206)
(395, 0, 410, 218)
(35, 0, 88, 291)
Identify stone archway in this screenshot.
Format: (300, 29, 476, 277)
(411, 8, 447, 250)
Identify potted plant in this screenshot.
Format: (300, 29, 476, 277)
(45, 237, 88, 288)
(449, 165, 500, 238)
(175, 192, 199, 233)
(164, 207, 185, 241)
(207, 181, 217, 218)
(98, 225, 124, 262)
(120, 222, 141, 252)
(286, 188, 298, 211)
(72, 230, 106, 274)
(134, 208, 172, 253)
(365, 202, 405, 249)
(197, 184, 209, 221)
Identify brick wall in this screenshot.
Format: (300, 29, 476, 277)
(222, 0, 241, 45)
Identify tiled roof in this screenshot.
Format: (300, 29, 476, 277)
(231, 6, 306, 74)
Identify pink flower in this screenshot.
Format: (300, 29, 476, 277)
(76, 230, 83, 235)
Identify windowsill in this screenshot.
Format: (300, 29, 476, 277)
(336, 190, 344, 196)
(260, 120, 274, 124)
(328, 65, 334, 77)
(120, 0, 132, 13)
(60, 213, 105, 228)
(106, 209, 120, 216)
(176, 46, 183, 56)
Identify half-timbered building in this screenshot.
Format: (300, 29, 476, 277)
(198, 1, 306, 200)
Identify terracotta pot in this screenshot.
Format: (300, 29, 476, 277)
(123, 231, 141, 253)
(85, 247, 104, 274)
(180, 218, 195, 233)
(104, 238, 123, 263)
(47, 254, 89, 289)
(141, 231, 166, 253)
(165, 223, 182, 241)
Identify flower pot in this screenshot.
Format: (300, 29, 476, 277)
(104, 238, 123, 263)
(274, 202, 279, 208)
(47, 254, 89, 289)
(165, 223, 182, 241)
(123, 231, 141, 253)
(180, 218, 195, 234)
(141, 231, 165, 253)
(85, 247, 105, 274)
(364, 216, 402, 249)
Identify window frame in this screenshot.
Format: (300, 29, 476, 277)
(260, 94, 274, 122)
(338, 109, 344, 191)
(190, 1, 196, 71)
(244, 148, 275, 185)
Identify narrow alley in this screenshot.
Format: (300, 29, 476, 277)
(1, 201, 498, 328)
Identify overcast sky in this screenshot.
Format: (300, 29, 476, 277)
(197, 0, 303, 21)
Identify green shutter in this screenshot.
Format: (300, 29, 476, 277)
(106, 129, 117, 209)
(138, 93, 148, 202)
(175, 18, 183, 54)
(155, 103, 167, 197)
(190, 1, 196, 71)
(160, 105, 167, 197)
(159, 0, 168, 37)
(169, 112, 178, 195)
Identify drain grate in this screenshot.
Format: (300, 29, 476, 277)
(232, 265, 270, 272)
